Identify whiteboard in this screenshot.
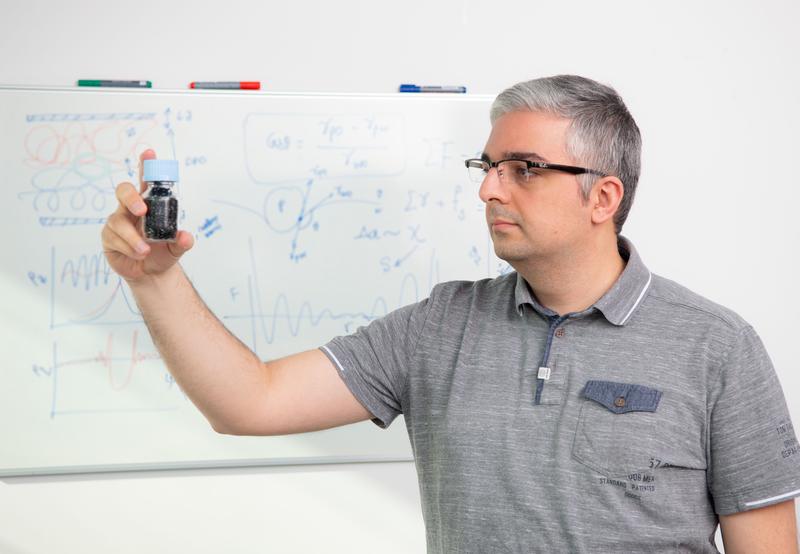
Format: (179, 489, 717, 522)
(0, 86, 498, 476)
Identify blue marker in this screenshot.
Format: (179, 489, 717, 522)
(399, 84, 467, 93)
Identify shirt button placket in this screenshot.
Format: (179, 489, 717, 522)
(535, 317, 568, 405)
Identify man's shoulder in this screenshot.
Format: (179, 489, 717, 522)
(646, 273, 750, 333)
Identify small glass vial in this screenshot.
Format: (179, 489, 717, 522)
(141, 159, 179, 242)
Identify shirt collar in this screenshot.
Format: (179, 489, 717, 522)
(513, 235, 653, 326)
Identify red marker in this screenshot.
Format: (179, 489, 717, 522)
(190, 82, 260, 90)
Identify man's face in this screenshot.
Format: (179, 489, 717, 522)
(479, 110, 593, 263)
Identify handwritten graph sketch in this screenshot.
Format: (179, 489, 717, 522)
(0, 88, 498, 475)
(18, 110, 179, 227)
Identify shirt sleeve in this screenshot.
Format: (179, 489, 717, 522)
(708, 324, 800, 514)
(319, 291, 435, 430)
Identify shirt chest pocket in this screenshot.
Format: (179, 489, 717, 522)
(571, 380, 664, 477)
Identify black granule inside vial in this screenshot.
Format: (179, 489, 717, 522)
(144, 187, 178, 240)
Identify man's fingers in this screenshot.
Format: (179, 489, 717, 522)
(115, 182, 147, 217)
(167, 230, 195, 258)
(106, 212, 150, 256)
(102, 222, 148, 260)
(138, 149, 157, 193)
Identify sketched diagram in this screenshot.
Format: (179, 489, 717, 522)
(18, 110, 181, 227)
(233, 113, 409, 263)
(16, 109, 188, 419)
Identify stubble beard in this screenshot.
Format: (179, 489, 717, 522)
(490, 228, 534, 263)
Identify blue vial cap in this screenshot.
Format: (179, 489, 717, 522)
(143, 159, 179, 182)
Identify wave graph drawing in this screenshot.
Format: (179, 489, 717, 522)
(31, 334, 179, 419)
(17, 111, 172, 227)
(220, 237, 435, 357)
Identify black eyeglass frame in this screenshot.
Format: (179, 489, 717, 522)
(464, 158, 607, 180)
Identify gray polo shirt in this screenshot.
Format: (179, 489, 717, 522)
(321, 235, 800, 553)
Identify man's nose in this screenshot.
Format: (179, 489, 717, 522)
(478, 167, 509, 204)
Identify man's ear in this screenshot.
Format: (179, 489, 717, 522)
(590, 176, 624, 226)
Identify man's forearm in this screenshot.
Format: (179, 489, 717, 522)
(129, 264, 269, 433)
(719, 500, 799, 554)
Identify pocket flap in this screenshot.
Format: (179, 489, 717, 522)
(582, 380, 662, 414)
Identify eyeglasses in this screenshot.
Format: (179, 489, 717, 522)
(464, 158, 607, 186)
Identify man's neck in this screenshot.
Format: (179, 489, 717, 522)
(514, 234, 627, 316)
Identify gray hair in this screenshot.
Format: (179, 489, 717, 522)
(490, 75, 641, 234)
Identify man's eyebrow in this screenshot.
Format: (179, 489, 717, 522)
(480, 151, 550, 163)
(503, 151, 550, 162)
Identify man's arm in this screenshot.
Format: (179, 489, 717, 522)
(719, 499, 798, 554)
(102, 149, 373, 435)
(131, 265, 373, 435)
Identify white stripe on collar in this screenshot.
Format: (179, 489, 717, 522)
(619, 271, 652, 325)
(620, 271, 653, 325)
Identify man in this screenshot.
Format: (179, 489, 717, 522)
(102, 75, 800, 552)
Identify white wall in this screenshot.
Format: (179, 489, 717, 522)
(0, 462, 424, 553)
(2, 0, 799, 552)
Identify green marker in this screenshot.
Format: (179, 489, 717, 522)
(78, 80, 152, 88)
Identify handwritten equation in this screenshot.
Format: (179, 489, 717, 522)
(244, 113, 406, 183)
